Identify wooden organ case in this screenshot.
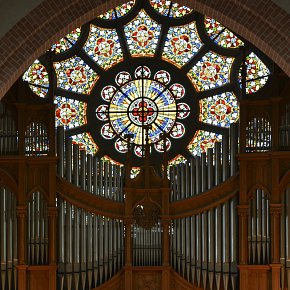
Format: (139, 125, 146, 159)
(0, 73, 289, 290)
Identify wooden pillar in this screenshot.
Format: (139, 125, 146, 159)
(16, 206, 27, 290)
(16, 206, 26, 265)
(270, 204, 282, 290)
(271, 98, 281, 151)
(48, 207, 58, 265)
(162, 219, 170, 290)
(237, 205, 248, 265)
(124, 219, 133, 290)
(239, 100, 248, 153)
(16, 104, 26, 155)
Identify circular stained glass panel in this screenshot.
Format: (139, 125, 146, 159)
(109, 78, 177, 145)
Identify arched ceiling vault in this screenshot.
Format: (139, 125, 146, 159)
(0, 0, 289, 100)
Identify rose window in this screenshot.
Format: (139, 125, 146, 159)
(22, 0, 271, 167)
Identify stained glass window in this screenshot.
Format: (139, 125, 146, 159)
(98, 66, 190, 157)
(168, 154, 186, 166)
(22, 60, 49, 98)
(51, 28, 81, 54)
(163, 22, 203, 67)
(71, 132, 98, 155)
(23, 0, 271, 165)
(98, 1, 135, 20)
(150, 0, 192, 17)
(188, 51, 234, 91)
(199, 92, 239, 127)
(239, 52, 270, 94)
(124, 10, 162, 57)
(187, 130, 222, 156)
(54, 56, 99, 94)
(83, 26, 123, 70)
(131, 167, 141, 178)
(54, 96, 87, 129)
(205, 17, 244, 49)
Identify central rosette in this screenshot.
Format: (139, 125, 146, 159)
(109, 79, 177, 145)
(129, 98, 157, 125)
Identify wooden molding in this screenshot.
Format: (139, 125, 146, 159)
(57, 176, 125, 219)
(169, 174, 239, 218)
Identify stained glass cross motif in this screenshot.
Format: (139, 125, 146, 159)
(98, 66, 190, 156)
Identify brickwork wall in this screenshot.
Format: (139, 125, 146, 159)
(0, 0, 289, 99)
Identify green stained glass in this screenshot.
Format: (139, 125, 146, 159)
(83, 26, 123, 70)
(150, 0, 192, 18)
(205, 17, 243, 48)
(51, 28, 81, 54)
(98, 1, 135, 20)
(199, 92, 239, 127)
(22, 59, 49, 98)
(168, 154, 186, 166)
(124, 10, 161, 57)
(187, 51, 234, 92)
(101, 155, 123, 166)
(239, 52, 270, 94)
(187, 130, 222, 156)
(162, 22, 203, 67)
(71, 132, 98, 155)
(54, 56, 99, 94)
(130, 167, 141, 178)
(54, 96, 87, 129)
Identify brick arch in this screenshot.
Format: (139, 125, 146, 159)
(0, 0, 289, 99)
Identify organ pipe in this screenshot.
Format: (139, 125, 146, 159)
(170, 197, 238, 290)
(0, 187, 17, 290)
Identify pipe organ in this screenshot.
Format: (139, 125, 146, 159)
(57, 198, 124, 290)
(248, 189, 270, 265)
(27, 191, 49, 265)
(170, 196, 238, 290)
(0, 187, 17, 290)
(281, 187, 290, 290)
(0, 103, 18, 156)
(0, 88, 289, 290)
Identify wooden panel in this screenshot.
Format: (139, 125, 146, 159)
(27, 266, 57, 290)
(238, 265, 270, 290)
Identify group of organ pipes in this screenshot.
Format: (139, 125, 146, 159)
(0, 98, 289, 290)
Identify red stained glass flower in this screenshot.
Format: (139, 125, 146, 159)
(56, 103, 77, 125)
(94, 37, 115, 57)
(171, 34, 191, 55)
(210, 99, 231, 120)
(66, 66, 87, 85)
(132, 25, 154, 47)
(200, 62, 221, 81)
(133, 101, 154, 123)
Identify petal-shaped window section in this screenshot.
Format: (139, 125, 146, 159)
(187, 130, 222, 156)
(98, 1, 135, 20)
(187, 51, 234, 92)
(54, 96, 87, 129)
(22, 59, 49, 98)
(124, 10, 162, 57)
(54, 56, 99, 94)
(205, 17, 244, 49)
(71, 132, 98, 154)
(150, 0, 192, 18)
(238, 52, 270, 94)
(51, 28, 81, 54)
(163, 22, 203, 67)
(83, 26, 123, 70)
(199, 92, 239, 127)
